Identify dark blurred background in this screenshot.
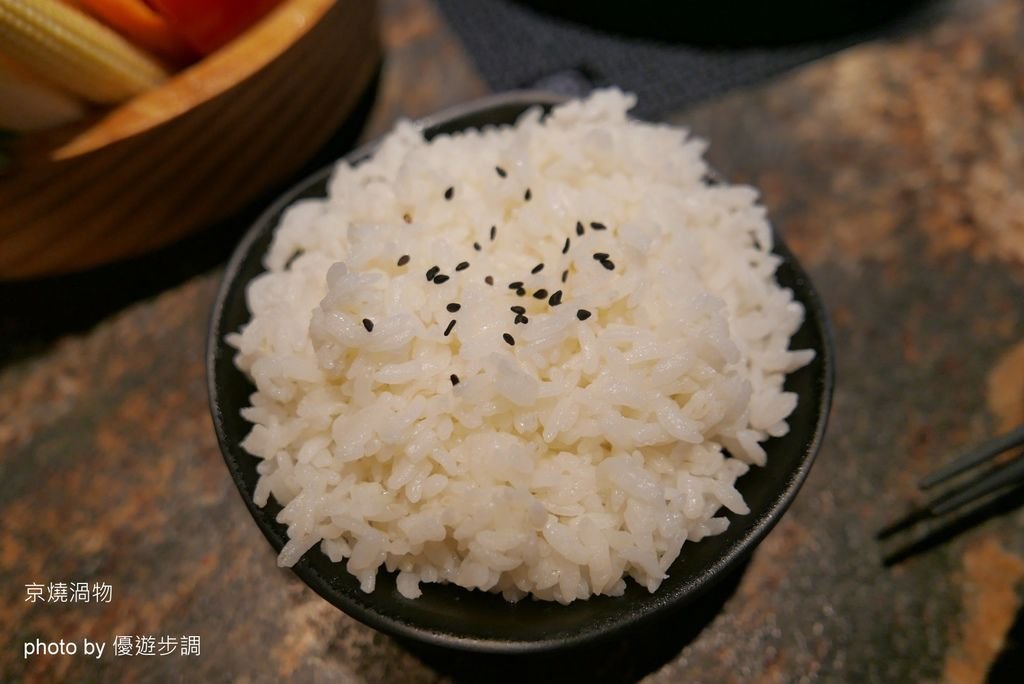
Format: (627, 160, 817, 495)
(436, 0, 939, 117)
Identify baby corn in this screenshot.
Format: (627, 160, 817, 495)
(0, 0, 167, 104)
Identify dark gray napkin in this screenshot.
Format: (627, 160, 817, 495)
(435, 0, 932, 118)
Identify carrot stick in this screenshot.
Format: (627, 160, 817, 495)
(65, 0, 197, 65)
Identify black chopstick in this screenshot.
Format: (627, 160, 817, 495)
(878, 423, 1024, 546)
(919, 425, 1024, 489)
(929, 456, 1024, 515)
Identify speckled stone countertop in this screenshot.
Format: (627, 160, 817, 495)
(2, 0, 1023, 681)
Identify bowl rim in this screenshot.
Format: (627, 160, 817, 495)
(56, 0, 350, 159)
(207, 90, 835, 653)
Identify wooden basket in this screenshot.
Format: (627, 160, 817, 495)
(0, 0, 380, 280)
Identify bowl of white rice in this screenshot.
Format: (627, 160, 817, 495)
(208, 89, 833, 652)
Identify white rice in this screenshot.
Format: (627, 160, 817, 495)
(228, 89, 814, 604)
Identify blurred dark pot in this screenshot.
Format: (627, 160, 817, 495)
(514, 0, 930, 45)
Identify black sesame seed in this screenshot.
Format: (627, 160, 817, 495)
(562, 237, 570, 254)
(473, 242, 482, 251)
(397, 254, 410, 266)
(531, 263, 544, 274)
(450, 373, 460, 386)
(593, 252, 609, 261)
(444, 319, 456, 336)
(548, 290, 563, 306)
(561, 269, 569, 283)
(444, 186, 454, 200)
(490, 225, 497, 241)
(496, 166, 507, 178)
(533, 288, 548, 300)
(433, 274, 450, 284)
(515, 314, 529, 325)
(447, 303, 461, 313)
(524, 188, 532, 201)
(516, 288, 526, 297)
(362, 318, 374, 332)
(508, 281, 524, 290)
(576, 309, 592, 321)
(510, 305, 526, 314)
(576, 221, 584, 236)
(503, 333, 515, 345)
(485, 276, 494, 285)
(600, 259, 615, 271)
(590, 221, 607, 231)
(426, 265, 440, 281)
(456, 261, 470, 271)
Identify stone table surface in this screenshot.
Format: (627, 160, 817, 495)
(2, 0, 1023, 681)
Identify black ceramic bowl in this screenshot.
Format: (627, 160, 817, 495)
(207, 91, 834, 654)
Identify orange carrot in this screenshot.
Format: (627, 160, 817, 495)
(64, 0, 197, 65)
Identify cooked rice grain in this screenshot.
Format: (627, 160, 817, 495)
(228, 90, 813, 603)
